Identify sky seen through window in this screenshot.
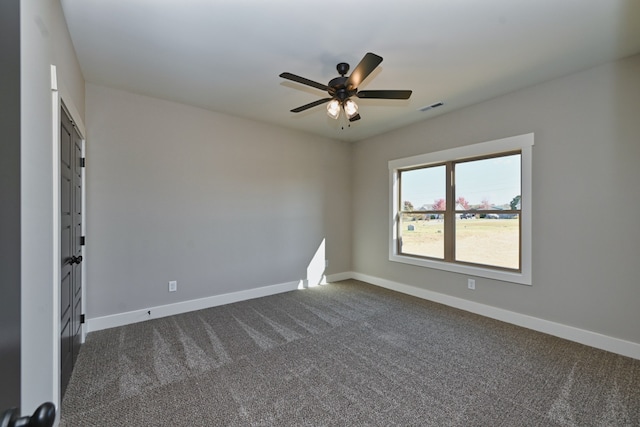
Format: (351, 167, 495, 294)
(401, 154, 520, 209)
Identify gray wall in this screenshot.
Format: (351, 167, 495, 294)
(20, 0, 85, 414)
(352, 54, 640, 345)
(85, 84, 352, 318)
(0, 0, 21, 411)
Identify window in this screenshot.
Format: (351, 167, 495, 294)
(389, 134, 533, 285)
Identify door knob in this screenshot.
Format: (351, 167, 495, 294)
(70, 255, 83, 265)
(0, 402, 55, 427)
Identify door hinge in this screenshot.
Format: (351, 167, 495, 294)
(80, 314, 85, 324)
(80, 157, 86, 167)
(80, 236, 86, 246)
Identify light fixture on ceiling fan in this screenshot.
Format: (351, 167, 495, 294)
(280, 52, 411, 123)
(326, 98, 359, 120)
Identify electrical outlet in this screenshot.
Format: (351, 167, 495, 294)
(168, 280, 177, 292)
(325, 260, 329, 268)
(467, 278, 476, 290)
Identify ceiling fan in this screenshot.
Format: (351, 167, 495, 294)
(280, 52, 412, 122)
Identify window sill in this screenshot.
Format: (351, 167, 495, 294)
(389, 253, 532, 285)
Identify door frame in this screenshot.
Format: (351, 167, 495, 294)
(51, 65, 86, 411)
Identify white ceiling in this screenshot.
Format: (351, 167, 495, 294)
(61, 0, 640, 142)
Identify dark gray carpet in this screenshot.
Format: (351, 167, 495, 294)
(60, 280, 640, 426)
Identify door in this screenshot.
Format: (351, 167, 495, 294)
(0, 0, 21, 410)
(60, 106, 83, 397)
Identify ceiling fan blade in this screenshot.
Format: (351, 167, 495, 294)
(345, 52, 383, 90)
(357, 90, 412, 100)
(349, 113, 361, 122)
(290, 98, 333, 113)
(280, 72, 329, 92)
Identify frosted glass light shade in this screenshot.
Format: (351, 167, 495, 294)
(326, 99, 340, 119)
(344, 99, 358, 118)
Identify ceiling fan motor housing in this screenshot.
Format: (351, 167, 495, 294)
(328, 76, 355, 101)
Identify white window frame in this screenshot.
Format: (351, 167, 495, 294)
(389, 133, 533, 285)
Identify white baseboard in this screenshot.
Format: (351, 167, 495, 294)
(87, 272, 640, 360)
(87, 280, 300, 333)
(326, 272, 353, 282)
(345, 272, 640, 360)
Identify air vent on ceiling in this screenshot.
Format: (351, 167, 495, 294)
(419, 101, 444, 112)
